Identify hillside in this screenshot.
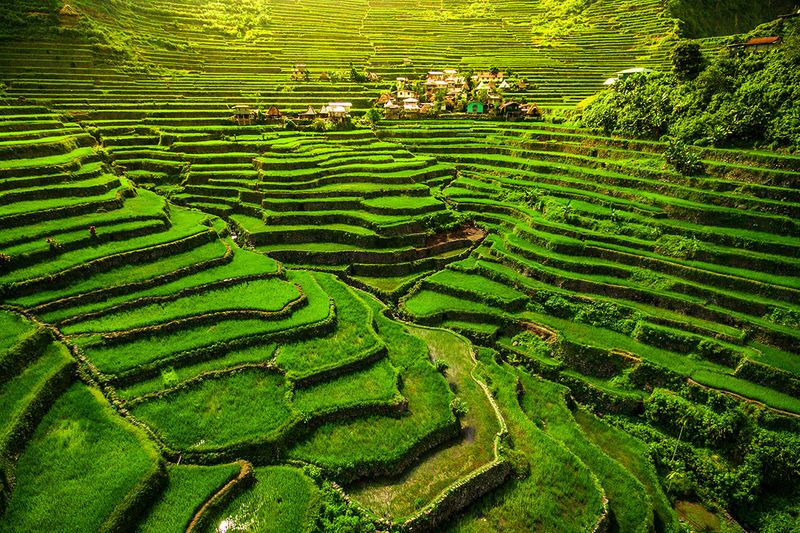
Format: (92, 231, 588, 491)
(1, 1, 799, 533)
(667, 0, 798, 38)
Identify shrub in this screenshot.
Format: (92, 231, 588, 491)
(654, 234, 700, 259)
(664, 138, 705, 175)
(434, 359, 449, 374)
(450, 397, 469, 418)
(671, 42, 706, 81)
(311, 118, 327, 132)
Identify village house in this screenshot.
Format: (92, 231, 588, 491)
(403, 97, 421, 115)
(376, 93, 393, 105)
(425, 69, 467, 98)
(383, 100, 400, 119)
(297, 106, 317, 120)
(327, 102, 352, 123)
(396, 88, 418, 100)
(231, 104, 252, 124)
(498, 101, 522, 121)
(266, 106, 282, 121)
(466, 101, 485, 114)
(521, 102, 543, 120)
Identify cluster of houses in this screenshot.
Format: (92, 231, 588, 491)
(230, 102, 354, 124)
(379, 69, 540, 120)
(233, 67, 543, 124)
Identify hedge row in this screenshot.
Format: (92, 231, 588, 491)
(554, 341, 638, 380)
(734, 358, 800, 398)
(632, 322, 744, 368)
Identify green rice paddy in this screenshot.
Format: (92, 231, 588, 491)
(0, 0, 798, 531)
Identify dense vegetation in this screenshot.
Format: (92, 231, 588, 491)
(667, 0, 797, 38)
(0, 1, 798, 532)
(583, 17, 800, 150)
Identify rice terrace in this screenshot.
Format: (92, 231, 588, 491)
(1, 0, 800, 531)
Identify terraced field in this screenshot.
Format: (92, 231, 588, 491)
(1, 1, 799, 532)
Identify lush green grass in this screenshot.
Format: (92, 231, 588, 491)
(13, 238, 228, 308)
(572, 407, 679, 532)
(287, 294, 456, 477)
(348, 325, 500, 520)
(137, 463, 241, 533)
(209, 466, 321, 533)
(117, 344, 278, 400)
(691, 370, 800, 414)
(0, 310, 34, 352)
(276, 273, 382, 379)
(41, 244, 280, 323)
(446, 348, 604, 532)
(76, 270, 331, 375)
(62, 277, 301, 334)
(292, 358, 401, 415)
(516, 371, 653, 533)
(0, 384, 163, 533)
(130, 368, 293, 450)
(0, 342, 72, 442)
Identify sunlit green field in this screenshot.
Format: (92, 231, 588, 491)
(0, 0, 798, 531)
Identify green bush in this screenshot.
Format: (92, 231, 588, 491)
(664, 138, 705, 175)
(672, 42, 706, 81)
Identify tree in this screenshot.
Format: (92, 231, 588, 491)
(349, 62, 366, 83)
(363, 108, 381, 127)
(672, 41, 706, 81)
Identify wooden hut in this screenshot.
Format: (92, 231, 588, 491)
(383, 100, 400, 119)
(328, 102, 352, 123)
(297, 106, 317, 120)
(266, 106, 282, 121)
(499, 101, 522, 121)
(232, 104, 252, 124)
